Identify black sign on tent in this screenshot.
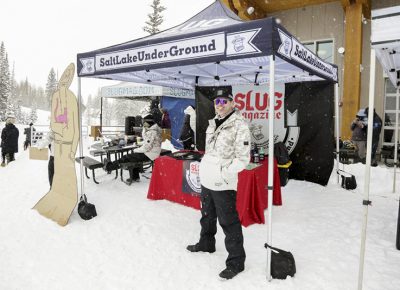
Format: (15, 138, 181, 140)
(76, 0, 339, 281)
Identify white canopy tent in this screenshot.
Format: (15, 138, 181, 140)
(76, 0, 339, 280)
(358, 6, 400, 289)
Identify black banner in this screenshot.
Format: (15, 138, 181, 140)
(285, 81, 334, 185)
(195, 86, 221, 151)
(182, 160, 201, 196)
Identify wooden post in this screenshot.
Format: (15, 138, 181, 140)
(341, 3, 363, 139)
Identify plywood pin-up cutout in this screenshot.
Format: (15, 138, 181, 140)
(33, 63, 79, 226)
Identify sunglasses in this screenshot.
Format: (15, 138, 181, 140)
(214, 98, 230, 105)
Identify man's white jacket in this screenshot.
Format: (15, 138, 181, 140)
(199, 110, 251, 191)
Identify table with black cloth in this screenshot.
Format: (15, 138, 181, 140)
(147, 155, 282, 227)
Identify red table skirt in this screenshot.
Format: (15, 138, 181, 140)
(147, 156, 282, 227)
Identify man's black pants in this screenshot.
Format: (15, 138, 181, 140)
(48, 156, 54, 187)
(24, 140, 31, 150)
(2, 152, 15, 163)
(199, 186, 245, 272)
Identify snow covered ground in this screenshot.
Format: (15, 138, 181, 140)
(0, 124, 400, 290)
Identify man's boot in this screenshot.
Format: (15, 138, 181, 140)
(186, 242, 215, 253)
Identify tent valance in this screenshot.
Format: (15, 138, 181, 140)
(101, 82, 195, 99)
(77, 1, 338, 89)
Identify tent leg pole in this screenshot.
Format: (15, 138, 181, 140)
(393, 88, 399, 193)
(358, 48, 376, 290)
(100, 97, 103, 134)
(394, 88, 400, 250)
(266, 55, 275, 282)
(335, 83, 340, 184)
(77, 77, 85, 198)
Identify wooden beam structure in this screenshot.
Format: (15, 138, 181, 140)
(341, 2, 363, 139)
(222, 0, 338, 19)
(341, 0, 371, 19)
(259, 0, 337, 14)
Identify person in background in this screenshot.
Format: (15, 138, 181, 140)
(187, 86, 251, 280)
(37, 130, 55, 187)
(160, 108, 171, 129)
(23, 122, 35, 150)
(149, 100, 162, 126)
(179, 106, 196, 150)
(351, 109, 368, 163)
(365, 107, 382, 167)
(1, 113, 19, 167)
(104, 114, 162, 185)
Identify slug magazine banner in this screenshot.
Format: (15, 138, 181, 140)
(182, 161, 201, 196)
(195, 81, 334, 185)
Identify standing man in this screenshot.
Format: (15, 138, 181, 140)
(187, 86, 251, 280)
(23, 122, 35, 150)
(1, 113, 19, 166)
(365, 107, 382, 166)
(351, 109, 368, 163)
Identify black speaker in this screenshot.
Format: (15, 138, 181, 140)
(135, 115, 143, 127)
(125, 116, 136, 135)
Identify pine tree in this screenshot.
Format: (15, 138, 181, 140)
(114, 99, 132, 125)
(85, 94, 93, 125)
(15, 100, 22, 124)
(29, 105, 38, 123)
(45, 68, 57, 109)
(0, 42, 11, 120)
(143, 0, 166, 35)
(103, 98, 114, 126)
(10, 62, 17, 101)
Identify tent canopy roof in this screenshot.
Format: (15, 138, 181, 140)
(77, 0, 338, 89)
(372, 6, 400, 88)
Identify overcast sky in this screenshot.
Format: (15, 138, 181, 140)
(1, 0, 214, 99)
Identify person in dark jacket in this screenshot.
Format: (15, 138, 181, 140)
(160, 108, 171, 129)
(179, 114, 194, 150)
(179, 105, 196, 150)
(1, 113, 19, 166)
(351, 109, 367, 163)
(365, 107, 382, 166)
(23, 122, 35, 150)
(149, 100, 162, 126)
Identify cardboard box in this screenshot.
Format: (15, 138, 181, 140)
(29, 147, 49, 161)
(90, 126, 101, 138)
(161, 129, 171, 142)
